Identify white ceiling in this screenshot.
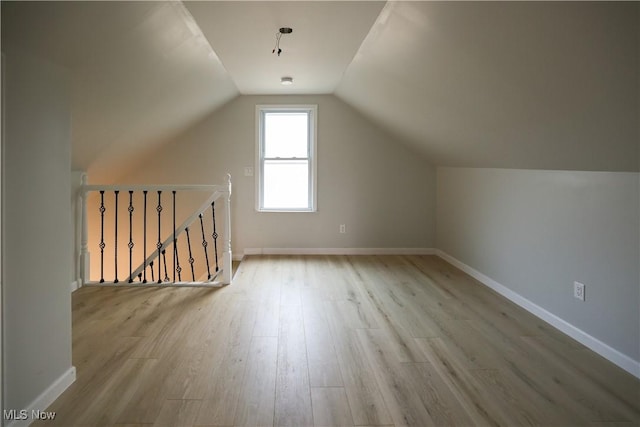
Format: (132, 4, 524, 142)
(184, 1, 385, 94)
(335, 1, 639, 171)
(2, 1, 239, 182)
(2, 1, 638, 175)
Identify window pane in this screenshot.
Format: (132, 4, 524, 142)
(263, 160, 309, 209)
(264, 112, 308, 158)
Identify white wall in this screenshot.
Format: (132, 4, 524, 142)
(1, 49, 5, 424)
(436, 167, 640, 367)
(123, 95, 436, 255)
(2, 47, 74, 414)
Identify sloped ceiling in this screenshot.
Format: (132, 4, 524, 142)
(2, 1, 638, 175)
(336, 1, 639, 171)
(2, 1, 239, 182)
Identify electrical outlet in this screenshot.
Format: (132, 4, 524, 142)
(339, 224, 346, 234)
(244, 166, 254, 177)
(574, 281, 585, 301)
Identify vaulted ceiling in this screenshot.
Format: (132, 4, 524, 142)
(2, 1, 238, 180)
(336, 1, 639, 171)
(185, 1, 385, 94)
(2, 1, 638, 180)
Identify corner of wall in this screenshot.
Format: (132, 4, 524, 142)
(5, 367, 76, 427)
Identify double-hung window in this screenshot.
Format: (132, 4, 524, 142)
(256, 105, 317, 212)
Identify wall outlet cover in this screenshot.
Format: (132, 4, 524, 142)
(574, 281, 585, 301)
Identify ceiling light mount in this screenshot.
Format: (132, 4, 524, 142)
(273, 27, 293, 56)
(281, 76, 294, 85)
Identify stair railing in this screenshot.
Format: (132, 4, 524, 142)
(77, 174, 232, 287)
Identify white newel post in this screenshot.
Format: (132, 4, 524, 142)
(79, 174, 90, 285)
(222, 173, 232, 285)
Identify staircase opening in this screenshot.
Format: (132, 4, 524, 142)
(76, 174, 233, 287)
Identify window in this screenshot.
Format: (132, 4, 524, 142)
(256, 105, 317, 212)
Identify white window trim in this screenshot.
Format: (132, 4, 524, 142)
(255, 104, 318, 212)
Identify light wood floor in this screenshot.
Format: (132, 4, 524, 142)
(39, 255, 639, 427)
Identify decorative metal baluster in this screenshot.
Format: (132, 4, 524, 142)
(211, 201, 219, 272)
(114, 191, 119, 283)
(199, 213, 211, 280)
(143, 190, 148, 283)
(162, 249, 169, 282)
(175, 242, 182, 282)
(128, 191, 135, 283)
(185, 227, 196, 281)
(173, 191, 182, 282)
(149, 260, 155, 282)
(156, 191, 163, 283)
(99, 191, 106, 283)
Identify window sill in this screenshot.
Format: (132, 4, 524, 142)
(257, 208, 317, 213)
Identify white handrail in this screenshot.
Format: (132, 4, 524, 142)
(80, 184, 227, 193)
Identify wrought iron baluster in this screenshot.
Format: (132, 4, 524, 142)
(185, 227, 195, 281)
(99, 191, 106, 283)
(175, 243, 182, 282)
(162, 249, 169, 282)
(156, 191, 163, 283)
(143, 190, 148, 283)
(149, 260, 155, 282)
(172, 191, 182, 282)
(114, 191, 120, 283)
(199, 214, 211, 280)
(172, 191, 176, 282)
(211, 201, 219, 272)
(128, 191, 134, 283)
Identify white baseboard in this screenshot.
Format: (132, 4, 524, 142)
(435, 249, 640, 379)
(70, 280, 79, 293)
(6, 366, 76, 427)
(242, 247, 436, 257)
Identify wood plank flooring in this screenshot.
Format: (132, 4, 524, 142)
(37, 255, 640, 427)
